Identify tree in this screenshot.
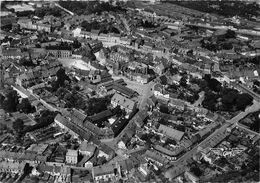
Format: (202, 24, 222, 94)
(180, 75, 188, 87)
(17, 98, 35, 114)
(13, 118, 24, 134)
(159, 105, 169, 114)
(56, 68, 70, 87)
(235, 93, 253, 111)
(97, 156, 107, 165)
(202, 92, 217, 111)
(3, 89, 19, 112)
(225, 29, 236, 39)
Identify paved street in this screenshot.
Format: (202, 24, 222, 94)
(166, 100, 260, 178)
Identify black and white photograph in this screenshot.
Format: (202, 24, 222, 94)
(0, 0, 259, 182)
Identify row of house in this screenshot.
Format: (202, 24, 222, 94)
(17, 18, 51, 32)
(16, 60, 62, 88)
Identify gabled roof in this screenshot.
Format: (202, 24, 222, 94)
(158, 124, 184, 141)
(93, 164, 116, 177)
(111, 93, 136, 111)
(88, 109, 113, 123)
(112, 83, 137, 98)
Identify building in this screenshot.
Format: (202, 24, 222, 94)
(16, 72, 39, 88)
(112, 83, 137, 98)
(169, 98, 186, 110)
(92, 163, 121, 183)
(17, 18, 36, 30)
(66, 149, 78, 165)
(79, 141, 96, 157)
(47, 49, 72, 58)
(2, 48, 22, 59)
(0, 161, 27, 174)
(143, 150, 169, 167)
(0, 150, 47, 165)
(111, 93, 137, 114)
(158, 124, 184, 141)
(36, 23, 51, 33)
(154, 62, 167, 75)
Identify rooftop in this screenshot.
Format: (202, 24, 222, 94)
(158, 124, 184, 141)
(111, 93, 136, 111)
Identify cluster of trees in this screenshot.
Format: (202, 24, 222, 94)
(1, 36, 13, 44)
(46, 42, 74, 50)
(56, 87, 86, 109)
(1, 89, 19, 113)
(24, 110, 59, 134)
(81, 20, 120, 35)
(0, 89, 35, 114)
(35, 7, 62, 18)
(139, 20, 159, 28)
(17, 98, 35, 114)
(239, 110, 260, 133)
(203, 87, 253, 112)
(200, 30, 236, 52)
(19, 56, 35, 67)
(177, 75, 200, 104)
(85, 95, 111, 116)
(140, 133, 160, 146)
(13, 110, 58, 137)
(59, 1, 126, 15)
(191, 75, 253, 112)
(233, 56, 260, 66)
(81, 21, 101, 32)
(51, 68, 71, 91)
(55, 86, 112, 116)
(169, 1, 259, 20)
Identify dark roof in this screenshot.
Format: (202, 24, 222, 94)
(111, 118, 128, 137)
(88, 109, 113, 124)
(159, 75, 168, 85)
(113, 83, 137, 98)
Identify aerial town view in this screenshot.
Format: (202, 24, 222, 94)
(0, 0, 259, 182)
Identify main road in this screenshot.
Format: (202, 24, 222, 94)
(165, 100, 260, 179)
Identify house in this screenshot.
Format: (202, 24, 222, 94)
(0, 161, 27, 174)
(112, 83, 137, 98)
(66, 149, 78, 165)
(2, 48, 22, 59)
(130, 110, 149, 128)
(158, 124, 184, 141)
(143, 150, 169, 167)
(153, 83, 175, 100)
(154, 145, 185, 159)
(138, 163, 149, 176)
(154, 62, 167, 75)
(79, 141, 96, 157)
(16, 72, 38, 88)
(17, 18, 36, 30)
(92, 163, 121, 183)
(111, 93, 137, 114)
(46, 49, 72, 58)
(37, 163, 71, 177)
(88, 70, 113, 85)
(142, 41, 154, 51)
(36, 23, 51, 33)
(168, 99, 186, 110)
(88, 39, 103, 53)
